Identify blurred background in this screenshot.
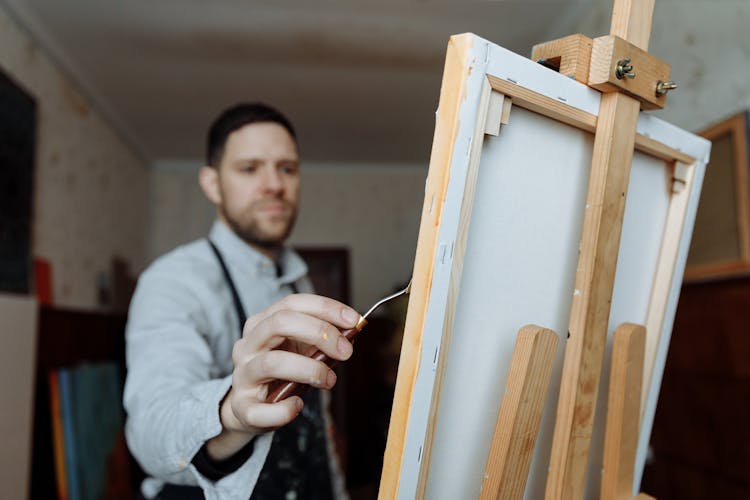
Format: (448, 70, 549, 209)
(1, 0, 749, 498)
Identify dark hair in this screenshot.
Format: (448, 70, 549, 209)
(206, 102, 297, 167)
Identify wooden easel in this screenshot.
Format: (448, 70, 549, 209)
(480, 0, 670, 498)
(540, 1, 667, 498)
(380, 0, 684, 498)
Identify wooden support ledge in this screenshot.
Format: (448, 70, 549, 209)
(601, 323, 645, 500)
(480, 325, 559, 500)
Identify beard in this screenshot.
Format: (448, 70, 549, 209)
(220, 199, 298, 250)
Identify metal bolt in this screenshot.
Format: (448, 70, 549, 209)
(655, 80, 678, 96)
(615, 57, 636, 79)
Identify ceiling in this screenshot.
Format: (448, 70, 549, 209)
(4, 0, 596, 163)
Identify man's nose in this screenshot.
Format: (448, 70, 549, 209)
(261, 167, 283, 192)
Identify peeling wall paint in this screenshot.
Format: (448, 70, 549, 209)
(0, 6, 149, 310)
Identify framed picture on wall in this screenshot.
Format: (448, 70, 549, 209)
(0, 69, 36, 294)
(684, 111, 750, 281)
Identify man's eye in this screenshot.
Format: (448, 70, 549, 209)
(279, 163, 299, 175)
(242, 165, 258, 173)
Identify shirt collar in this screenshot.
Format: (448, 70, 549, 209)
(208, 220, 307, 285)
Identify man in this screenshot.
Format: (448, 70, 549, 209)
(124, 103, 357, 500)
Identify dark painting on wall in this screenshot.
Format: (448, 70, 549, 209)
(0, 69, 36, 294)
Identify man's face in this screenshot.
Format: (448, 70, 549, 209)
(214, 122, 300, 250)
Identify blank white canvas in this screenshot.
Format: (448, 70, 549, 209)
(424, 106, 670, 499)
(392, 33, 709, 500)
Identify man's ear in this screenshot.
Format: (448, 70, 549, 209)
(199, 166, 222, 205)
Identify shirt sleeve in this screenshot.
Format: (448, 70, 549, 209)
(123, 256, 273, 499)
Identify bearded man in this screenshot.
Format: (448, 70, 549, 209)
(124, 103, 357, 500)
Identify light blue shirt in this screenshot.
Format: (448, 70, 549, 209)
(124, 220, 346, 500)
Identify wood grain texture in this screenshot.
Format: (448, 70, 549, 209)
(545, 2, 654, 497)
(588, 35, 670, 110)
(609, 0, 655, 50)
(634, 133, 694, 165)
(378, 33, 475, 499)
(414, 76, 494, 499)
(487, 75, 694, 164)
(642, 162, 694, 412)
(480, 325, 559, 500)
(683, 261, 750, 282)
(487, 76, 597, 133)
(545, 90, 641, 500)
(601, 323, 646, 500)
(531, 34, 594, 84)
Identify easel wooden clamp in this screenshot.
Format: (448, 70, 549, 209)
(532, 34, 676, 111)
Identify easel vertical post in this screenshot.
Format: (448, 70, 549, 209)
(545, 1, 655, 498)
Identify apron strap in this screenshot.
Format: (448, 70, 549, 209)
(207, 239, 247, 336)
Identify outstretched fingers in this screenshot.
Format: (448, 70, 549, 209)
(226, 294, 361, 433)
(242, 349, 337, 389)
(244, 293, 360, 333)
(244, 308, 356, 362)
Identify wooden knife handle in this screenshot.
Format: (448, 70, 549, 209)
(265, 323, 364, 404)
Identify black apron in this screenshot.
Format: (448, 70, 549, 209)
(160, 241, 335, 500)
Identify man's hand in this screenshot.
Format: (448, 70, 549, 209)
(206, 294, 360, 460)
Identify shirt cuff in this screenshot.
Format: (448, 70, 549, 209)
(190, 432, 273, 500)
(185, 375, 274, 500)
(191, 438, 256, 481)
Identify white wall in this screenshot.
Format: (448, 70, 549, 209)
(0, 5, 150, 310)
(5, 0, 743, 311)
(291, 164, 424, 310)
(149, 161, 426, 310)
(547, 0, 750, 133)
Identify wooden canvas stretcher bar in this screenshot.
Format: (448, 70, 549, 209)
(379, 32, 710, 499)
